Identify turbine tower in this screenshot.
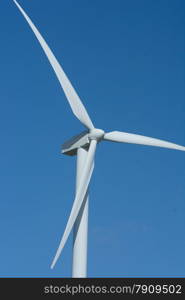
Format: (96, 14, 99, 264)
(13, 0, 185, 278)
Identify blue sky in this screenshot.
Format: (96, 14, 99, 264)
(0, 0, 184, 277)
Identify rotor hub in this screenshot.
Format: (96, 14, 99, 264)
(89, 128, 105, 141)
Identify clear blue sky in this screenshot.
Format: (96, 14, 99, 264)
(0, 0, 184, 277)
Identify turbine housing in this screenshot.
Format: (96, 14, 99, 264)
(62, 128, 104, 156)
(62, 131, 90, 156)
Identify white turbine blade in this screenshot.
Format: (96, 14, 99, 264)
(104, 131, 185, 151)
(13, 0, 94, 130)
(51, 140, 97, 269)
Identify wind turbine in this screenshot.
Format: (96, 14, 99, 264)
(13, 0, 185, 278)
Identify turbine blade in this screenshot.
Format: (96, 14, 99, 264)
(51, 140, 97, 269)
(13, 0, 94, 130)
(104, 131, 185, 151)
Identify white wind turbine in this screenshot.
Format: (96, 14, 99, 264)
(13, 0, 185, 277)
